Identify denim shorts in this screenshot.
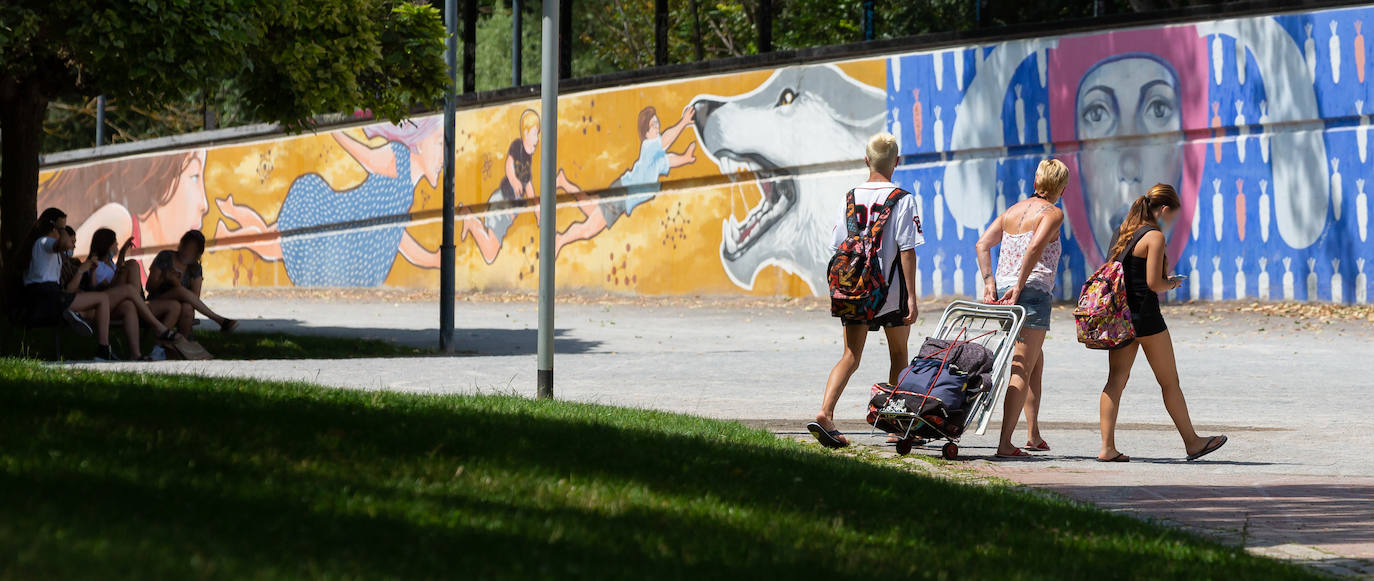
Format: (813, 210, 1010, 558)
(999, 285, 1052, 331)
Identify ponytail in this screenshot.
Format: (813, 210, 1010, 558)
(1106, 183, 1181, 261)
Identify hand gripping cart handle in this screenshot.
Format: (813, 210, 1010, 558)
(869, 300, 1026, 459)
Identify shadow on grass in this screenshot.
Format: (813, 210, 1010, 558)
(0, 361, 1320, 580)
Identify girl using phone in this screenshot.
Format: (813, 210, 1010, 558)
(1097, 184, 1227, 462)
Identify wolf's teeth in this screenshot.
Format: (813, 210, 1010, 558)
(722, 219, 740, 253)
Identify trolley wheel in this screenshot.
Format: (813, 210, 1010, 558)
(941, 442, 958, 460)
(895, 438, 913, 455)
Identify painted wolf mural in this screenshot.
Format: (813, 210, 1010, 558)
(690, 64, 887, 295)
(34, 4, 1374, 304)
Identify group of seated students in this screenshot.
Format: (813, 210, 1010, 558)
(14, 207, 237, 361)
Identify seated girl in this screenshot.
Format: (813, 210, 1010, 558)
(146, 230, 237, 336)
(73, 228, 183, 360)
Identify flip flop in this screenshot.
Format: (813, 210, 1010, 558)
(994, 448, 1032, 459)
(806, 422, 849, 449)
(1024, 440, 1051, 452)
(1186, 435, 1228, 461)
(1096, 452, 1130, 462)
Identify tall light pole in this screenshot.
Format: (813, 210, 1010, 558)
(95, 95, 106, 147)
(439, 0, 458, 351)
(537, 0, 559, 399)
(513, 0, 522, 86)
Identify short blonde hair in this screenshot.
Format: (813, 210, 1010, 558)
(865, 132, 899, 175)
(1034, 158, 1069, 196)
(519, 109, 540, 135)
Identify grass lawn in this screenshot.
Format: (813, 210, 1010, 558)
(1, 324, 430, 360)
(0, 359, 1319, 580)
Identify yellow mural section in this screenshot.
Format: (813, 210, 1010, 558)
(39, 58, 883, 296)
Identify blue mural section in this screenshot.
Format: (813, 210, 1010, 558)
(886, 5, 1374, 304)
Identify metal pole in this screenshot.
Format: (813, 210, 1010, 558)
(463, 0, 477, 93)
(863, 0, 875, 41)
(559, 0, 572, 80)
(758, 0, 772, 53)
(95, 95, 106, 147)
(512, 0, 522, 86)
(654, 0, 668, 67)
(440, 0, 458, 351)
(537, 0, 559, 399)
(690, 0, 704, 61)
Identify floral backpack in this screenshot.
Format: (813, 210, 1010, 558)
(828, 187, 909, 320)
(1074, 227, 1155, 350)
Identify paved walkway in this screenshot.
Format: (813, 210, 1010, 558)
(88, 292, 1374, 577)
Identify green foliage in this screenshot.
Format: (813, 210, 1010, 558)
(0, 358, 1322, 579)
(34, 0, 1144, 152)
(3, 0, 447, 141)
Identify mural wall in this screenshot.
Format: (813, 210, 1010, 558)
(37, 5, 1374, 303)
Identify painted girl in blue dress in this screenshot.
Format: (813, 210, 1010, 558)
(214, 118, 444, 286)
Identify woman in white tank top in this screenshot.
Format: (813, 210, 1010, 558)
(974, 159, 1068, 459)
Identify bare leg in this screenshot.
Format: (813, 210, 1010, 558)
(1099, 342, 1139, 460)
(154, 286, 226, 325)
(997, 329, 1045, 455)
(882, 324, 911, 385)
(178, 303, 194, 336)
(816, 324, 869, 446)
(150, 299, 181, 331)
(460, 208, 504, 265)
(552, 171, 608, 256)
(1136, 331, 1218, 455)
(116, 262, 140, 287)
(116, 301, 142, 358)
(104, 284, 170, 336)
(1023, 351, 1046, 447)
(68, 292, 110, 345)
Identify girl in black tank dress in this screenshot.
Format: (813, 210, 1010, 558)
(1097, 184, 1228, 463)
(1121, 227, 1168, 337)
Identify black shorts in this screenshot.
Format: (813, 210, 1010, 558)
(841, 307, 909, 331)
(20, 282, 75, 325)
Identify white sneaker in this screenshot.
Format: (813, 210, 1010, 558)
(62, 310, 93, 337)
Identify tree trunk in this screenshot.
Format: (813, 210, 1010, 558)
(0, 80, 48, 279)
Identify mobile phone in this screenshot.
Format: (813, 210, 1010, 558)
(1168, 274, 1188, 282)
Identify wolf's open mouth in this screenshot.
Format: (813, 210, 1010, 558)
(714, 149, 797, 261)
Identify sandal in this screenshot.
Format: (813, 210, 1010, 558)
(1096, 452, 1130, 462)
(1186, 435, 1228, 461)
(806, 422, 849, 449)
(1025, 440, 1051, 452)
(994, 448, 1032, 459)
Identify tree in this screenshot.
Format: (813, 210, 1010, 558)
(0, 0, 448, 278)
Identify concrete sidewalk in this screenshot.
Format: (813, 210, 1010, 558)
(87, 292, 1374, 576)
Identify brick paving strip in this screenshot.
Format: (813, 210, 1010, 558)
(764, 421, 1374, 579)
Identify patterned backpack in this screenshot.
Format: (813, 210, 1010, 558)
(828, 188, 909, 320)
(1074, 227, 1155, 350)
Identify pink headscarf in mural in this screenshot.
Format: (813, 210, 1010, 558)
(1049, 26, 1207, 266)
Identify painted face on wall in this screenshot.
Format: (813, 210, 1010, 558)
(1076, 55, 1183, 258)
(156, 151, 210, 238)
(522, 126, 540, 155)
